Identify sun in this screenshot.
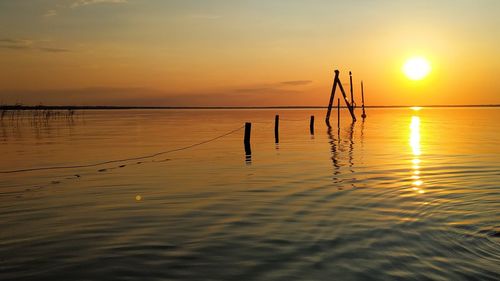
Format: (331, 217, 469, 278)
(403, 57, 431, 80)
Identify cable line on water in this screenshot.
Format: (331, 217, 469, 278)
(0, 125, 244, 174)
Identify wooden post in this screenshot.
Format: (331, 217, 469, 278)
(244, 122, 251, 143)
(325, 70, 340, 125)
(349, 71, 355, 110)
(337, 79, 357, 122)
(274, 115, 279, 143)
(310, 115, 315, 135)
(326, 69, 356, 123)
(361, 81, 367, 119)
(244, 122, 251, 156)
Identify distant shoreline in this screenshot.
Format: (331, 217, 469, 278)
(1, 104, 499, 110)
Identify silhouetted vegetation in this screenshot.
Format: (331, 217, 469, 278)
(0, 104, 78, 124)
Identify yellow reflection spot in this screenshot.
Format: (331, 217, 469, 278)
(410, 116, 421, 156)
(401, 217, 417, 222)
(136, 195, 142, 201)
(409, 115, 425, 194)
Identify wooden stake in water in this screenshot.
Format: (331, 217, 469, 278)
(310, 115, 315, 135)
(349, 71, 355, 111)
(325, 69, 357, 124)
(274, 115, 279, 143)
(244, 122, 252, 156)
(325, 70, 339, 126)
(337, 76, 356, 122)
(361, 81, 367, 119)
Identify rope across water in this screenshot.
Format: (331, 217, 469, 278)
(0, 125, 244, 174)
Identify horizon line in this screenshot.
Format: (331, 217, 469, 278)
(1, 104, 500, 110)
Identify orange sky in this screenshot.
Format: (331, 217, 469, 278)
(0, 0, 499, 106)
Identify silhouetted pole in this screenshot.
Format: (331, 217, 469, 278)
(244, 122, 251, 143)
(325, 70, 340, 125)
(310, 115, 315, 135)
(337, 79, 357, 122)
(349, 71, 355, 111)
(326, 69, 356, 123)
(244, 122, 252, 156)
(337, 98, 340, 128)
(361, 81, 367, 119)
(274, 115, 279, 143)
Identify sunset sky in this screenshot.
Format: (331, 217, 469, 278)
(0, 0, 498, 106)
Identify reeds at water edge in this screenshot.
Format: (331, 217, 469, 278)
(0, 104, 79, 124)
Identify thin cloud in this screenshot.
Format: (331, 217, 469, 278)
(38, 47, 71, 53)
(234, 87, 301, 95)
(71, 0, 128, 8)
(44, 9, 57, 17)
(0, 38, 70, 53)
(234, 80, 312, 94)
(0, 87, 305, 107)
(0, 39, 32, 44)
(43, 1, 126, 18)
(235, 87, 274, 93)
(0, 45, 31, 50)
(281, 80, 313, 86)
(0, 38, 33, 50)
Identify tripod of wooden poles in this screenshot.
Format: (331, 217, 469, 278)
(325, 69, 367, 126)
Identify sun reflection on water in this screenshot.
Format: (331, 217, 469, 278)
(410, 116, 424, 194)
(410, 116, 421, 156)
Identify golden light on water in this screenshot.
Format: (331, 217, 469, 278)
(410, 115, 424, 194)
(413, 180, 423, 186)
(403, 57, 431, 80)
(410, 116, 421, 156)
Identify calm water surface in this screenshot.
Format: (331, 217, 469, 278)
(1, 108, 499, 280)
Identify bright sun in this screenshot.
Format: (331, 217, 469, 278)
(403, 57, 431, 80)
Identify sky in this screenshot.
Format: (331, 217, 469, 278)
(0, 0, 499, 106)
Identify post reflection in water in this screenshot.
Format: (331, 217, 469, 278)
(348, 122, 356, 188)
(410, 115, 424, 194)
(327, 126, 341, 184)
(244, 142, 252, 165)
(327, 121, 360, 188)
(360, 119, 365, 164)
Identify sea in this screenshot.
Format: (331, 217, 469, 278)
(1, 107, 499, 280)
